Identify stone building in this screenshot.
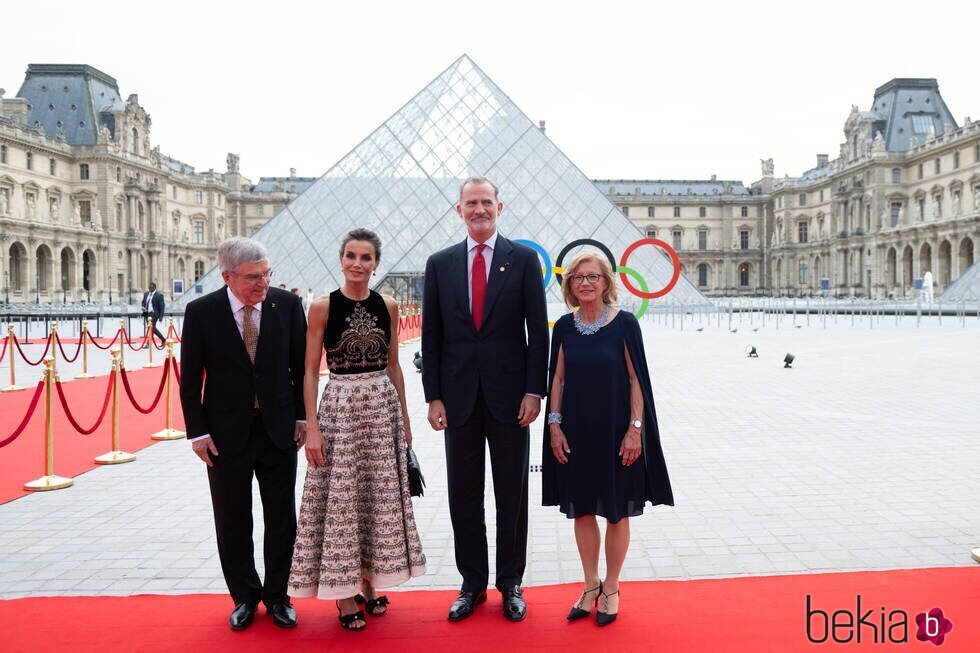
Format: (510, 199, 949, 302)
(768, 79, 978, 298)
(603, 78, 979, 297)
(595, 178, 770, 295)
(0, 64, 310, 304)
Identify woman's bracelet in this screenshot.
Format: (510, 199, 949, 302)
(547, 412, 562, 424)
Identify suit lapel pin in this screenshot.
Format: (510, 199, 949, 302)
(500, 261, 511, 272)
(271, 302, 276, 308)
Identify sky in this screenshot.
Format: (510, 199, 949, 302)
(3, 0, 978, 186)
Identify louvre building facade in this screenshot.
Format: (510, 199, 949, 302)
(2, 63, 977, 305)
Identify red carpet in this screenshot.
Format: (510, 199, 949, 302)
(0, 568, 977, 652)
(0, 364, 184, 504)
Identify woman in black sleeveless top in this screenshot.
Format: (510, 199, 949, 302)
(287, 229, 425, 631)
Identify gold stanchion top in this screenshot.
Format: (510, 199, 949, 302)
(110, 352, 120, 371)
(43, 356, 55, 369)
(51, 321, 58, 330)
(165, 338, 174, 352)
(82, 319, 88, 327)
(109, 348, 120, 360)
(7, 324, 13, 334)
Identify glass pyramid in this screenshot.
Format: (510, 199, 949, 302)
(940, 260, 979, 302)
(177, 55, 708, 309)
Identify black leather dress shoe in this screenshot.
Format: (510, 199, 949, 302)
(268, 599, 297, 628)
(502, 586, 527, 622)
(230, 602, 257, 630)
(448, 590, 487, 622)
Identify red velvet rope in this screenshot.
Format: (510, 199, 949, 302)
(13, 334, 53, 366)
(119, 358, 169, 414)
(54, 371, 115, 435)
(172, 358, 181, 385)
(0, 381, 45, 447)
(166, 325, 182, 343)
(87, 329, 122, 351)
(55, 333, 84, 363)
(122, 327, 150, 352)
(0, 335, 7, 364)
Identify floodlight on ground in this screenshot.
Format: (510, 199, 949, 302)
(971, 548, 980, 563)
(784, 353, 795, 368)
(745, 345, 758, 358)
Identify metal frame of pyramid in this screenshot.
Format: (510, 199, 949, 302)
(176, 55, 708, 308)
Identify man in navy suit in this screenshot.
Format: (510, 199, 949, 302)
(180, 237, 307, 631)
(422, 177, 548, 622)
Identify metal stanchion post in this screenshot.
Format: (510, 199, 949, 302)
(76, 320, 94, 379)
(144, 317, 161, 368)
(50, 321, 60, 381)
(151, 340, 186, 441)
(2, 325, 25, 392)
(94, 350, 136, 464)
(118, 319, 126, 369)
(24, 358, 73, 491)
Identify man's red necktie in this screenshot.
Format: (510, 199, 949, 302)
(471, 243, 487, 330)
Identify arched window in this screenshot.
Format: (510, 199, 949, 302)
(131, 127, 139, 155)
(739, 263, 750, 287)
(194, 261, 205, 282)
(697, 264, 708, 287)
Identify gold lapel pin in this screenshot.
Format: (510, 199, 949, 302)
(499, 266, 505, 272)
(271, 302, 276, 308)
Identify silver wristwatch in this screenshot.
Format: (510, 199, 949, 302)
(631, 419, 642, 429)
(547, 413, 563, 424)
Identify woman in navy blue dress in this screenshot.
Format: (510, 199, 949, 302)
(542, 251, 673, 626)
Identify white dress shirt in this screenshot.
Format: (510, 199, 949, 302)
(188, 288, 303, 444)
(466, 231, 497, 311)
(464, 232, 540, 401)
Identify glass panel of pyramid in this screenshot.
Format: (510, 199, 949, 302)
(940, 259, 979, 302)
(177, 55, 709, 309)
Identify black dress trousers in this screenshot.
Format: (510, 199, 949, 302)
(206, 415, 297, 606)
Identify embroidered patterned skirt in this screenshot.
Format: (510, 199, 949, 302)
(288, 370, 426, 599)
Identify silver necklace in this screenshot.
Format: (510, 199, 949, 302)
(573, 304, 609, 335)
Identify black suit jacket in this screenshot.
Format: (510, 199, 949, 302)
(142, 291, 165, 322)
(179, 286, 306, 454)
(422, 235, 548, 427)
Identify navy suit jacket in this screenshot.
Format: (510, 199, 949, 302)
(179, 286, 306, 454)
(421, 235, 548, 427)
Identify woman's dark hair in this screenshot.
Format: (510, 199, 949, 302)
(339, 228, 382, 263)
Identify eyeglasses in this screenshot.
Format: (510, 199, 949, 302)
(230, 269, 273, 283)
(569, 273, 602, 285)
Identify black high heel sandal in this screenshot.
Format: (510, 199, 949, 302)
(567, 581, 602, 621)
(336, 601, 366, 631)
(355, 591, 390, 616)
(596, 588, 620, 627)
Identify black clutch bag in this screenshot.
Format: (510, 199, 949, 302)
(407, 448, 425, 497)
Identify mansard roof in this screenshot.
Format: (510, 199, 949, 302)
(16, 64, 125, 146)
(870, 78, 957, 151)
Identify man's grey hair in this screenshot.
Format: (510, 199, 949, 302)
(218, 237, 269, 272)
(458, 176, 500, 203)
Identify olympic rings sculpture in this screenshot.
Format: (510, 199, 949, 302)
(514, 238, 682, 318)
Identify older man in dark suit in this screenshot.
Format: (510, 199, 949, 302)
(180, 237, 307, 631)
(422, 177, 548, 622)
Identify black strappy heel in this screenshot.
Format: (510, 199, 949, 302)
(567, 581, 602, 621)
(596, 588, 620, 626)
(336, 601, 366, 631)
(355, 591, 390, 616)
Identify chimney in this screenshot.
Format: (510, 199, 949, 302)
(289, 167, 296, 178)
(816, 154, 829, 167)
(538, 120, 546, 133)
